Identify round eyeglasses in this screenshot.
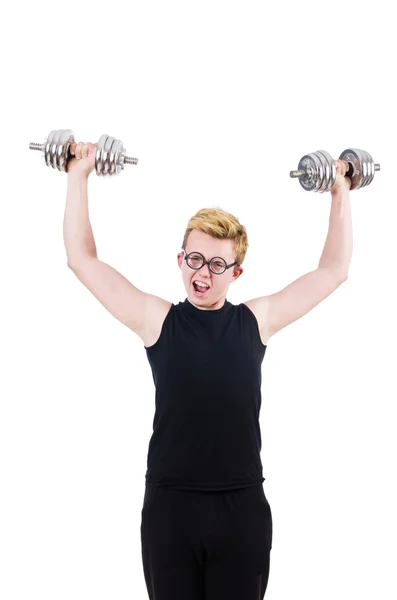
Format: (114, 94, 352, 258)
(182, 251, 240, 275)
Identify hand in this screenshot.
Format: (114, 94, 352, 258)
(331, 159, 351, 194)
(67, 142, 96, 177)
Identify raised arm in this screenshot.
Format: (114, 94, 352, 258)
(244, 159, 352, 341)
(63, 142, 171, 341)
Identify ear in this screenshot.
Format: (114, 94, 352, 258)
(177, 252, 183, 269)
(232, 267, 243, 281)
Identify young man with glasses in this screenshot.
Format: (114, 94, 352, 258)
(65, 141, 351, 599)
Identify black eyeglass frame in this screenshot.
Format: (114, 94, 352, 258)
(182, 250, 240, 275)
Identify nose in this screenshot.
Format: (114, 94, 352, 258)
(198, 262, 211, 276)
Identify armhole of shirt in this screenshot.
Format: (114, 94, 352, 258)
(240, 303, 267, 349)
(145, 303, 175, 353)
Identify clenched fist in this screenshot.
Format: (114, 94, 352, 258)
(331, 159, 351, 194)
(67, 142, 97, 177)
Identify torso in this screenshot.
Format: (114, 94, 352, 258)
(139, 299, 270, 348)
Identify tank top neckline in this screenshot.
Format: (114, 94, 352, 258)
(182, 298, 230, 314)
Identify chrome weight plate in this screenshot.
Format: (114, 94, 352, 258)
(316, 150, 336, 192)
(44, 129, 75, 172)
(291, 148, 379, 192)
(339, 148, 368, 190)
(31, 129, 137, 176)
(96, 135, 126, 177)
(297, 153, 322, 191)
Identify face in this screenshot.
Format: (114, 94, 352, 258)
(177, 230, 243, 310)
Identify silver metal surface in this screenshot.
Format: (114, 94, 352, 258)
(30, 129, 138, 176)
(316, 150, 335, 192)
(293, 150, 336, 193)
(314, 151, 326, 192)
(291, 148, 380, 192)
(339, 148, 380, 190)
(312, 152, 324, 192)
(289, 170, 306, 178)
(296, 154, 317, 191)
(362, 150, 371, 188)
(95, 135, 136, 177)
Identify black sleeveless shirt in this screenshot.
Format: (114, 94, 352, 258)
(144, 298, 267, 491)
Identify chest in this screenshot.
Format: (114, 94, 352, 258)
(156, 327, 264, 391)
(143, 306, 269, 348)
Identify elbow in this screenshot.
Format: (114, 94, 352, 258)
(67, 261, 80, 272)
(331, 265, 349, 282)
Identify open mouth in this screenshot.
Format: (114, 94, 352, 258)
(192, 281, 210, 297)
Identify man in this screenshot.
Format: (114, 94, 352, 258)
(64, 141, 351, 599)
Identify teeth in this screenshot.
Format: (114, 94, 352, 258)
(194, 281, 210, 288)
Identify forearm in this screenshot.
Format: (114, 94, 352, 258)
(318, 189, 352, 276)
(63, 173, 97, 264)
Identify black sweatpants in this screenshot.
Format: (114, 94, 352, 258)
(140, 481, 273, 600)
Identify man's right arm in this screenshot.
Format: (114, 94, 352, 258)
(64, 172, 168, 337)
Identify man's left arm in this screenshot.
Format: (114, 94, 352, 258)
(245, 160, 353, 338)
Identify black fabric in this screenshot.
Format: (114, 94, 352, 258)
(144, 298, 268, 491)
(141, 481, 272, 600)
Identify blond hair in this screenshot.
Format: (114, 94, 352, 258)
(181, 207, 249, 267)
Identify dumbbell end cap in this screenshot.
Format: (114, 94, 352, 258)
(29, 142, 44, 151)
(124, 156, 138, 165)
(290, 170, 306, 178)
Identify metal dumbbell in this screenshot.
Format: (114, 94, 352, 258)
(29, 129, 138, 177)
(290, 148, 380, 192)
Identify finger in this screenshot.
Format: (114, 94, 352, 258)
(341, 159, 349, 176)
(335, 159, 347, 176)
(81, 143, 89, 159)
(70, 142, 77, 156)
(82, 142, 96, 158)
(334, 160, 342, 174)
(75, 141, 84, 159)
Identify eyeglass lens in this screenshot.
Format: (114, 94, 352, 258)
(187, 252, 226, 273)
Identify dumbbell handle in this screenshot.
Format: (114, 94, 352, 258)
(29, 141, 138, 165)
(290, 163, 380, 179)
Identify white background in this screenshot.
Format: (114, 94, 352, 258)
(1, 1, 396, 598)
